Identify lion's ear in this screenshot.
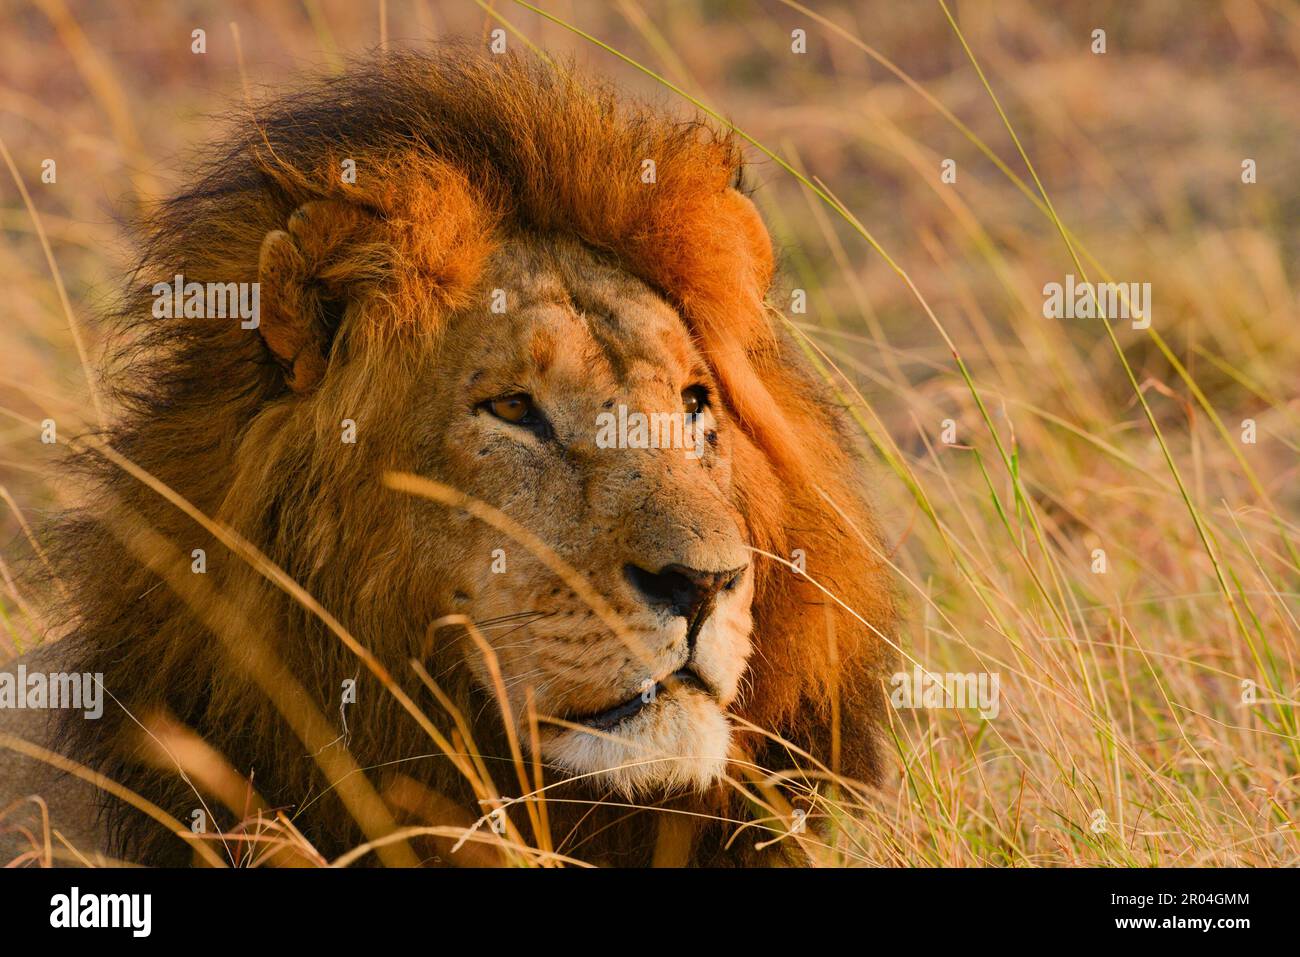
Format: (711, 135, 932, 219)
(255, 200, 372, 393)
(253, 160, 495, 393)
(725, 188, 775, 294)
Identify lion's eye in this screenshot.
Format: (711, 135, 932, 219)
(682, 386, 708, 416)
(487, 394, 535, 424)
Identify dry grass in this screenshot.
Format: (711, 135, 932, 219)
(1, 0, 1297, 866)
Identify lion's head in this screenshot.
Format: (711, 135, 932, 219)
(418, 236, 759, 795)
(47, 47, 897, 866)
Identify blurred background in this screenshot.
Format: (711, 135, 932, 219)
(2, 1, 1297, 865)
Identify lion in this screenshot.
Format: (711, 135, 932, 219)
(0, 46, 897, 867)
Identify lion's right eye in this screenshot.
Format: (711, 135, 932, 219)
(487, 394, 534, 423)
(682, 386, 709, 416)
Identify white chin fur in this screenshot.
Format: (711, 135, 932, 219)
(546, 691, 730, 798)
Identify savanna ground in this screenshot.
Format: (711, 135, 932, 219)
(0, 1, 1296, 866)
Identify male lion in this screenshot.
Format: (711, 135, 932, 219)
(0, 47, 896, 867)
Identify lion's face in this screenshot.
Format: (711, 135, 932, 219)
(421, 236, 754, 796)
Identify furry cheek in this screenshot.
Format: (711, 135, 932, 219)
(690, 568, 755, 707)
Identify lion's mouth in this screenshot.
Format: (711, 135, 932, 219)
(573, 667, 712, 732)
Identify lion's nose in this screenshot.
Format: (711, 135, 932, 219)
(623, 562, 746, 620)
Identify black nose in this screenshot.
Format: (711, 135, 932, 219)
(623, 563, 745, 620)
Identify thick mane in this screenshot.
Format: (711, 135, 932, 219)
(42, 45, 896, 866)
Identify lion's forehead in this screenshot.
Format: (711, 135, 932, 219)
(462, 239, 702, 398)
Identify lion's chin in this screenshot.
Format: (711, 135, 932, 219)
(546, 690, 731, 798)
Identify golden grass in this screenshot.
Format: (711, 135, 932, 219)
(1, 0, 1296, 866)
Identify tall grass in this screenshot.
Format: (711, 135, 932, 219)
(1, 0, 1296, 866)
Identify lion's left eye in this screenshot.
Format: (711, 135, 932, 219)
(487, 393, 535, 424)
(682, 386, 709, 416)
